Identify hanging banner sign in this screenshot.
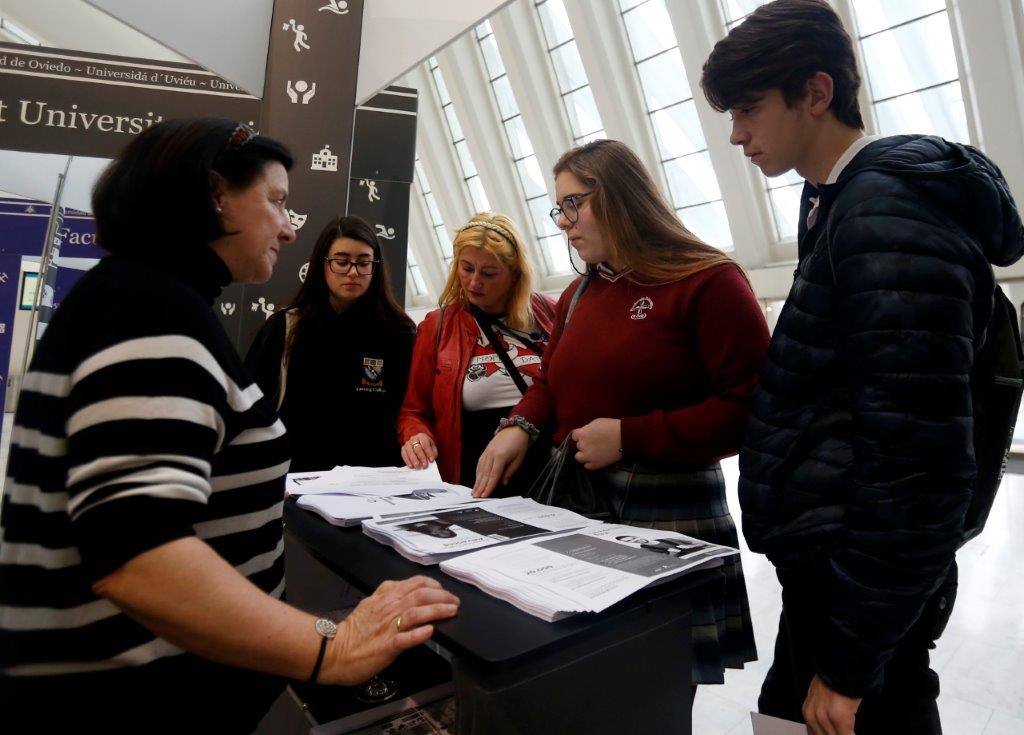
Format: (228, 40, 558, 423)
(346, 86, 420, 302)
(0, 42, 261, 158)
(232, 0, 365, 352)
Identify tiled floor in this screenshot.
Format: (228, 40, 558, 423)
(698, 458, 1024, 735)
(2, 415, 1021, 733)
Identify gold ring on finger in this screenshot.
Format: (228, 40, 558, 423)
(394, 615, 402, 632)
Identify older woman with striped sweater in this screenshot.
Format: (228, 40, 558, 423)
(0, 118, 458, 732)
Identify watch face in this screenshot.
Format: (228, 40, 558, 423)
(315, 618, 338, 638)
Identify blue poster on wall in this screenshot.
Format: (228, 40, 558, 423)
(0, 198, 103, 260)
(0, 198, 102, 412)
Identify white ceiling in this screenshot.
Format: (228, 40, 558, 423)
(0, 0, 186, 61)
(84, 0, 273, 96)
(357, 0, 511, 104)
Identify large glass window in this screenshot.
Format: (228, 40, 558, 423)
(414, 157, 454, 265)
(405, 247, 428, 299)
(427, 56, 491, 214)
(534, 0, 606, 145)
(850, 0, 969, 142)
(719, 0, 767, 28)
(475, 21, 571, 274)
(620, 0, 733, 250)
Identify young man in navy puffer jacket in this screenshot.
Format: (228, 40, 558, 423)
(701, 1, 1024, 733)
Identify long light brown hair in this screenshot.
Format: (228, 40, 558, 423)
(438, 212, 535, 332)
(553, 139, 741, 284)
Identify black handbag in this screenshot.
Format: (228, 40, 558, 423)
(526, 435, 612, 517)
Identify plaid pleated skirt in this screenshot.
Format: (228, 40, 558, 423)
(594, 459, 757, 685)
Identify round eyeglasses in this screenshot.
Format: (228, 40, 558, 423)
(325, 257, 379, 275)
(549, 192, 592, 227)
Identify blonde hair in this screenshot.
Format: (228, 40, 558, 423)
(553, 139, 743, 285)
(438, 212, 535, 332)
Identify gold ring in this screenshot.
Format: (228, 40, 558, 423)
(394, 615, 402, 632)
(412, 441, 421, 447)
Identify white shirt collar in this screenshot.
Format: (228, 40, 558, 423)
(596, 262, 632, 282)
(823, 134, 884, 185)
(806, 134, 884, 229)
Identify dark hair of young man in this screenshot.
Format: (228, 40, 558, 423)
(92, 117, 294, 256)
(286, 215, 415, 352)
(700, 0, 864, 130)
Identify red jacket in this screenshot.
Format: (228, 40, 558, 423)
(398, 293, 556, 483)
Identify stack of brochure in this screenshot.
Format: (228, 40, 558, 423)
(439, 524, 738, 622)
(297, 486, 476, 528)
(286, 464, 451, 497)
(289, 463, 478, 527)
(361, 497, 598, 565)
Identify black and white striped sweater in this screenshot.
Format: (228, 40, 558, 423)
(0, 247, 290, 726)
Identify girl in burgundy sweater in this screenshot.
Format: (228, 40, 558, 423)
(474, 139, 770, 690)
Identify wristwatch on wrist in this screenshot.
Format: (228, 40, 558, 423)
(496, 415, 540, 442)
(308, 617, 337, 684)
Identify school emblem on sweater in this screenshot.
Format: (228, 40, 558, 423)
(358, 356, 386, 393)
(363, 357, 383, 382)
(630, 296, 653, 320)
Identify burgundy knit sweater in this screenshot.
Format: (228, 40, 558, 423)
(514, 263, 770, 463)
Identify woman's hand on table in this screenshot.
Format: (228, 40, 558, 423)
(473, 427, 530, 498)
(325, 576, 459, 686)
(571, 418, 622, 471)
(401, 433, 438, 470)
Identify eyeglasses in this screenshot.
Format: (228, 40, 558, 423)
(325, 257, 378, 275)
(549, 192, 592, 227)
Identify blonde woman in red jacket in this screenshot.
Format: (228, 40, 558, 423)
(399, 212, 555, 487)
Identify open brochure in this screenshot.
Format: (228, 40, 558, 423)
(286, 463, 450, 497)
(296, 486, 476, 527)
(440, 523, 737, 622)
(362, 497, 599, 565)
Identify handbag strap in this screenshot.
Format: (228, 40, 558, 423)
(563, 273, 593, 329)
(472, 312, 531, 395)
(527, 434, 573, 506)
(434, 305, 446, 355)
(276, 310, 298, 412)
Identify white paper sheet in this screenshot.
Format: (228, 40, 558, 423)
(296, 487, 475, 527)
(440, 523, 738, 621)
(286, 463, 446, 497)
(751, 713, 808, 735)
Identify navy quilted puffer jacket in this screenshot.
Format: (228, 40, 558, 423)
(739, 135, 1024, 696)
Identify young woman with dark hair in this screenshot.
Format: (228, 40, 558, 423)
(246, 215, 416, 471)
(475, 138, 770, 694)
(0, 118, 458, 732)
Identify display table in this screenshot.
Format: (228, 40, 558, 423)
(284, 499, 721, 735)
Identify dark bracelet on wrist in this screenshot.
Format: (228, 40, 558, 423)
(309, 617, 337, 684)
